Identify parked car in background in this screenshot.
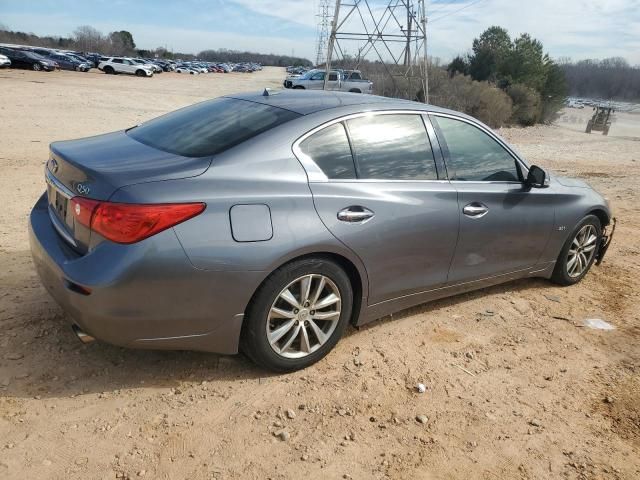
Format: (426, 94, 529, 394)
(0, 54, 10, 68)
(284, 69, 373, 94)
(98, 57, 154, 77)
(30, 90, 614, 372)
(132, 58, 162, 73)
(0, 47, 57, 71)
(175, 64, 199, 74)
(39, 51, 91, 72)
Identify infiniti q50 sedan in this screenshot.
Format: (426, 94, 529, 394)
(29, 90, 615, 371)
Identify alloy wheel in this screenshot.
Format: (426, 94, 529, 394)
(266, 274, 341, 359)
(567, 224, 598, 278)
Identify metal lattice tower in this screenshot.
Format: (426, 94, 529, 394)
(323, 0, 429, 103)
(315, 0, 333, 66)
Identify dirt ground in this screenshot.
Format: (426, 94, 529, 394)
(0, 67, 638, 480)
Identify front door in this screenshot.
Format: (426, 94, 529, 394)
(297, 112, 459, 305)
(430, 114, 555, 283)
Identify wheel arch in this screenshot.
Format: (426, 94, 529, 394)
(243, 251, 366, 330)
(587, 208, 610, 227)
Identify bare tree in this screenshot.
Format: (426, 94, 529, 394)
(73, 25, 105, 53)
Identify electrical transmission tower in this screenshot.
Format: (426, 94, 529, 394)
(323, 0, 429, 103)
(315, 0, 332, 66)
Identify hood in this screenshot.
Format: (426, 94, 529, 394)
(554, 175, 593, 189)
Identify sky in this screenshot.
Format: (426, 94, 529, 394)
(0, 0, 639, 64)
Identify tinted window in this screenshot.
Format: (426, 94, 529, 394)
(328, 73, 338, 81)
(299, 123, 356, 179)
(127, 98, 301, 157)
(434, 116, 519, 182)
(346, 114, 438, 180)
(310, 72, 324, 80)
(112, 58, 123, 64)
(349, 72, 361, 80)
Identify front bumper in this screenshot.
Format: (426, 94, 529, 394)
(595, 217, 616, 265)
(29, 193, 262, 354)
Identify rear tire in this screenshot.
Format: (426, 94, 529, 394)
(32, 63, 42, 71)
(585, 120, 593, 133)
(551, 215, 602, 286)
(293, 85, 305, 90)
(348, 88, 362, 93)
(241, 258, 353, 372)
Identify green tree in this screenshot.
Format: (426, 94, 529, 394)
(111, 30, 135, 50)
(501, 34, 546, 91)
(468, 26, 511, 82)
(447, 55, 469, 77)
(539, 59, 567, 123)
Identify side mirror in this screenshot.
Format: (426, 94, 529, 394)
(525, 165, 547, 188)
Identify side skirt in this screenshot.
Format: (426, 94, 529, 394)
(356, 262, 555, 326)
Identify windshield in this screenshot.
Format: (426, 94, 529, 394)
(127, 97, 301, 157)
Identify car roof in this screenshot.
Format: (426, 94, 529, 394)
(225, 89, 461, 117)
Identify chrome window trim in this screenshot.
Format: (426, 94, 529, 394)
(428, 112, 531, 183)
(292, 109, 445, 184)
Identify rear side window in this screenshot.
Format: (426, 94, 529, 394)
(433, 116, 520, 182)
(127, 98, 301, 157)
(299, 123, 356, 179)
(346, 114, 438, 180)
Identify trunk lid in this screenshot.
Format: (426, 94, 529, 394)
(45, 130, 212, 253)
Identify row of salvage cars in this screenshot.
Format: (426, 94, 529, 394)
(0, 44, 92, 72)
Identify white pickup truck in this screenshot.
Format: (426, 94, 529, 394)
(283, 69, 373, 94)
(98, 57, 154, 77)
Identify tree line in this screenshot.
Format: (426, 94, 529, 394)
(447, 26, 567, 126)
(0, 26, 312, 66)
(558, 57, 640, 101)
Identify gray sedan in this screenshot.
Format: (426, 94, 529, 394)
(29, 90, 615, 371)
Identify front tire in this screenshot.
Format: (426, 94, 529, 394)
(551, 215, 602, 286)
(104, 66, 114, 74)
(136, 69, 146, 77)
(241, 258, 353, 372)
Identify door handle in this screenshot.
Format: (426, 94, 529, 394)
(337, 206, 375, 223)
(463, 202, 489, 218)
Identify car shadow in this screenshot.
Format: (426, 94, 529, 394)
(1, 248, 551, 399)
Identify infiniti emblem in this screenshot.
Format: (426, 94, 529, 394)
(49, 158, 59, 173)
(76, 183, 90, 195)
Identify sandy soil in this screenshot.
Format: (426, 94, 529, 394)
(0, 67, 638, 480)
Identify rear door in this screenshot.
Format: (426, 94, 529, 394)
(430, 114, 555, 283)
(298, 112, 459, 305)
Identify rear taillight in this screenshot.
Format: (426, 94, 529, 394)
(70, 197, 205, 244)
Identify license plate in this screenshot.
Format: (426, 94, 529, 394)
(48, 184, 68, 222)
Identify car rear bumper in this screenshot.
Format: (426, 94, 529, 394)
(29, 192, 263, 354)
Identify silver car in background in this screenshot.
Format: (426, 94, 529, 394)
(29, 90, 614, 371)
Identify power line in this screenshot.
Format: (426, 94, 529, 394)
(429, 0, 486, 23)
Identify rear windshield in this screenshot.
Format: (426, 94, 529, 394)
(127, 98, 301, 157)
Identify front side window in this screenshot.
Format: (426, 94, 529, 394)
(433, 116, 520, 182)
(346, 114, 438, 180)
(127, 98, 300, 157)
(299, 123, 356, 179)
(310, 72, 325, 81)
